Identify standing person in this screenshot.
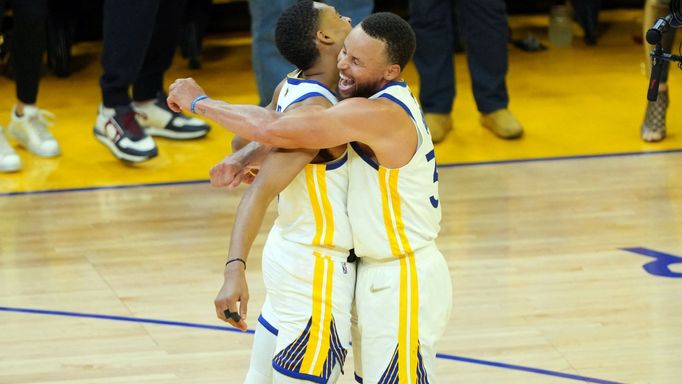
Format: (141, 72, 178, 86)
(641, 0, 675, 142)
(93, 0, 210, 163)
(409, 0, 523, 142)
(168, 12, 453, 382)
(212, 2, 356, 382)
(249, 0, 373, 106)
(1, 0, 59, 173)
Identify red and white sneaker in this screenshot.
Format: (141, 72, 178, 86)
(94, 105, 158, 163)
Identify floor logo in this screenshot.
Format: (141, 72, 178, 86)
(622, 247, 682, 278)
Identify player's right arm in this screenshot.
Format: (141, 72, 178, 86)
(210, 80, 288, 188)
(214, 147, 318, 330)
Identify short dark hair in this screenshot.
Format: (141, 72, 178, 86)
(360, 12, 416, 70)
(275, 0, 321, 71)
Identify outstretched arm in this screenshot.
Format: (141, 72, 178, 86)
(213, 148, 318, 330)
(167, 78, 414, 153)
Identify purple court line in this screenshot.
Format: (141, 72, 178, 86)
(0, 306, 623, 383)
(2, 148, 681, 197)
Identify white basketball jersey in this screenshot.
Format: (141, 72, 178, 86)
(271, 71, 353, 260)
(347, 81, 442, 261)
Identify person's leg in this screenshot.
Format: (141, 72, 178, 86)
(264, 241, 355, 383)
(572, 0, 601, 45)
(132, 0, 210, 140)
(244, 298, 279, 384)
(642, 0, 674, 142)
(458, 0, 522, 139)
(354, 250, 452, 384)
(249, 0, 295, 106)
(94, 0, 159, 163)
(132, 0, 184, 102)
(408, 0, 455, 142)
(7, 0, 59, 158)
(100, 0, 158, 108)
(11, 0, 47, 107)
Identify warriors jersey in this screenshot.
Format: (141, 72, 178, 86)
(272, 70, 353, 260)
(347, 81, 442, 262)
(262, 71, 355, 383)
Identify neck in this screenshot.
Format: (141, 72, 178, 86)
(301, 54, 340, 91)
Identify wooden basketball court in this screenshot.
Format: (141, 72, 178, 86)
(1, 10, 681, 384)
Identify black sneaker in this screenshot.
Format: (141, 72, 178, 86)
(94, 105, 158, 163)
(133, 92, 210, 139)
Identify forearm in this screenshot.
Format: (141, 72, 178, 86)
(195, 98, 280, 144)
(227, 187, 275, 266)
(231, 141, 271, 169)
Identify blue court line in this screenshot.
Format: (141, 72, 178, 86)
(0, 306, 622, 383)
(436, 147, 682, 168)
(0, 306, 254, 334)
(436, 354, 623, 384)
(1, 147, 681, 197)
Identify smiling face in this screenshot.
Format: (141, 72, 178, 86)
(336, 26, 394, 99)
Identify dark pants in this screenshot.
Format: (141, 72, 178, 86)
(572, 0, 601, 44)
(100, 0, 185, 107)
(10, 0, 48, 105)
(409, 0, 509, 114)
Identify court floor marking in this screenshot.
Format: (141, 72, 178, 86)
(0, 306, 623, 384)
(1, 147, 680, 198)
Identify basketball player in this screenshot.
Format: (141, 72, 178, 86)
(169, 12, 453, 383)
(210, 2, 356, 383)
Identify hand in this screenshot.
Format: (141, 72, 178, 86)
(209, 155, 259, 188)
(167, 78, 208, 113)
(214, 264, 249, 331)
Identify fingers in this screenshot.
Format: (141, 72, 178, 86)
(209, 163, 231, 187)
(227, 173, 244, 189)
(214, 300, 249, 331)
(167, 99, 182, 113)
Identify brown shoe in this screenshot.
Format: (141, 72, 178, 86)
(425, 113, 452, 143)
(480, 109, 523, 139)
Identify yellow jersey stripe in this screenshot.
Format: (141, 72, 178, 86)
(313, 256, 334, 374)
(388, 168, 420, 383)
(378, 167, 402, 256)
(305, 165, 324, 245)
(301, 252, 326, 372)
(316, 165, 335, 246)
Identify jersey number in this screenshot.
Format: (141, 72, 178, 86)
(426, 149, 439, 208)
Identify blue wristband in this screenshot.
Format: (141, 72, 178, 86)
(191, 95, 209, 114)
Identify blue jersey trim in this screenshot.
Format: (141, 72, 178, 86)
(377, 80, 407, 92)
(355, 372, 363, 383)
(289, 92, 332, 107)
(325, 152, 348, 171)
(258, 314, 279, 336)
(286, 76, 339, 97)
(272, 361, 327, 384)
(350, 142, 379, 170)
(378, 93, 415, 122)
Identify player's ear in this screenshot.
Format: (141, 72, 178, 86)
(316, 30, 334, 45)
(383, 63, 401, 82)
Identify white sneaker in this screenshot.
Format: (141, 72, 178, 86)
(8, 105, 61, 157)
(0, 125, 21, 172)
(133, 92, 210, 139)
